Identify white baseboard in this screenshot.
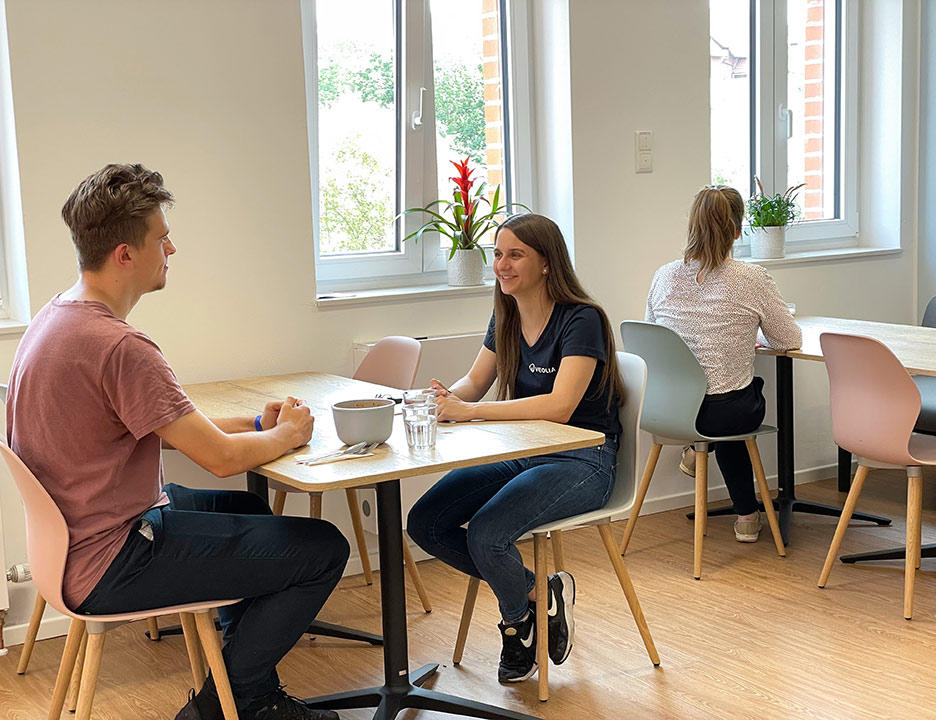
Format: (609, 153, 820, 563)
(3, 611, 70, 648)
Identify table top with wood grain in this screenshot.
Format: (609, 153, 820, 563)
(183, 372, 605, 493)
(757, 315, 936, 376)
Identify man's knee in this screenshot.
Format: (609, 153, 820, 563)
(406, 501, 430, 549)
(465, 515, 509, 561)
(316, 520, 351, 573)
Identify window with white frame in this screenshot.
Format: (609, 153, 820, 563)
(710, 0, 857, 248)
(303, 0, 522, 291)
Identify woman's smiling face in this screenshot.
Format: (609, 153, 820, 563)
(492, 228, 547, 297)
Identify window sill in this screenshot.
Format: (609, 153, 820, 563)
(316, 279, 495, 309)
(0, 319, 27, 337)
(737, 246, 901, 268)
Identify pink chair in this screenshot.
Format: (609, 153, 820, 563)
(817, 332, 936, 619)
(269, 336, 432, 611)
(0, 444, 241, 719)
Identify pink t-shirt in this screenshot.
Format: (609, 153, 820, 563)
(7, 295, 195, 607)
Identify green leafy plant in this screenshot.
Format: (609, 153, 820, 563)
(747, 177, 806, 227)
(399, 157, 529, 261)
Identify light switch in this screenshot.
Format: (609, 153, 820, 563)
(636, 152, 653, 173)
(636, 131, 652, 151)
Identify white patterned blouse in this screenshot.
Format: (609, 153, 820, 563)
(645, 258, 802, 395)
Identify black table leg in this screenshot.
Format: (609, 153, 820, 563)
(837, 447, 852, 492)
(841, 544, 936, 564)
(302, 480, 542, 720)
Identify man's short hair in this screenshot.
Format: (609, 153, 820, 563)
(61, 163, 174, 271)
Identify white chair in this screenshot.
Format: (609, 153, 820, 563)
(451, 352, 660, 702)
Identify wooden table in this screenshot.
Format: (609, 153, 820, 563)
(749, 316, 936, 546)
(185, 372, 605, 720)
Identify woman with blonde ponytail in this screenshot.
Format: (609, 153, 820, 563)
(407, 214, 623, 685)
(646, 185, 801, 543)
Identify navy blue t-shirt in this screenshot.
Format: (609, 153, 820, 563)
(483, 303, 621, 437)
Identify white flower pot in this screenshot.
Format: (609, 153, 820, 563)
(750, 226, 785, 259)
(447, 247, 484, 287)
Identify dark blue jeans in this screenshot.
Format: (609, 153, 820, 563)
(75, 484, 349, 710)
(407, 437, 617, 623)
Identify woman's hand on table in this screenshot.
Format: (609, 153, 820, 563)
(429, 378, 454, 398)
(435, 394, 475, 422)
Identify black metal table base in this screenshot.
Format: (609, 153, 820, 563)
(304, 663, 539, 720)
(147, 618, 383, 645)
(841, 544, 936, 564)
(301, 479, 542, 720)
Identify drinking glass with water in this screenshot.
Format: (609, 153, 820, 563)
(403, 402, 438, 450)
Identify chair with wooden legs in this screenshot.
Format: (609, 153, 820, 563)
(617, 321, 785, 579)
(0, 443, 242, 720)
(268, 335, 432, 612)
(817, 332, 936, 620)
(451, 352, 661, 702)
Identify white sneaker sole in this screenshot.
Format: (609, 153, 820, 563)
(500, 662, 538, 683)
(735, 532, 761, 542)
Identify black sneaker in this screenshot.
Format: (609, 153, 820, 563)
(546, 571, 575, 665)
(174, 675, 223, 720)
(244, 686, 338, 720)
(497, 610, 537, 683)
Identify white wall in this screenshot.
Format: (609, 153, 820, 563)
(0, 0, 924, 639)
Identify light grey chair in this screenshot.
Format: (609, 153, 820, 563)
(450, 352, 660, 702)
(617, 321, 785, 579)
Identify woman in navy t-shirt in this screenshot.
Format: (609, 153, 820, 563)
(407, 213, 624, 684)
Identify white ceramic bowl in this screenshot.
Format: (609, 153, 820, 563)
(331, 398, 395, 445)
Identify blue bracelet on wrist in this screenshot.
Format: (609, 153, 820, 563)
(254, 414, 263, 432)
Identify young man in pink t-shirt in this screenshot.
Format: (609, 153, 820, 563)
(6, 164, 347, 720)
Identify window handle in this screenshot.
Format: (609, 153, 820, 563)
(779, 104, 793, 139)
(411, 87, 427, 130)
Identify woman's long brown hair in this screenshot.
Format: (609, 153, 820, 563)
(492, 214, 625, 408)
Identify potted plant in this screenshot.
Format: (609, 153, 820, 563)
(400, 157, 529, 286)
(746, 178, 805, 259)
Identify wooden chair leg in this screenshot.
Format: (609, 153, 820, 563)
(346, 488, 374, 585)
(619, 444, 662, 554)
(195, 611, 238, 720)
(453, 576, 481, 665)
(550, 529, 566, 573)
(533, 534, 549, 702)
(16, 593, 46, 674)
(309, 492, 322, 519)
(271, 490, 286, 516)
(402, 536, 432, 612)
(693, 447, 709, 580)
(180, 612, 207, 689)
(66, 628, 88, 713)
(146, 616, 160, 641)
(745, 438, 786, 557)
(598, 523, 660, 666)
(818, 465, 869, 587)
(905, 471, 923, 620)
(74, 632, 105, 720)
(49, 618, 85, 720)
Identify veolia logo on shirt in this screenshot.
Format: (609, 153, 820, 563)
(528, 363, 556, 375)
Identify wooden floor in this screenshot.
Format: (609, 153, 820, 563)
(3, 472, 936, 719)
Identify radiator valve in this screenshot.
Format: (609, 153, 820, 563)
(5, 563, 31, 583)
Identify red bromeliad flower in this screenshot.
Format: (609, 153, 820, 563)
(450, 157, 475, 237)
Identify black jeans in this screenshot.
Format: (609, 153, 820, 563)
(75, 483, 349, 709)
(695, 377, 766, 516)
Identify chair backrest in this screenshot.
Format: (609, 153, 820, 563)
(601, 351, 647, 514)
(353, 336, 422, 390)
(820, 332, 920, 466)
(619, 321, 707, 440)
(0, 444, 71, 615)
(923, 297, 936, 328)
